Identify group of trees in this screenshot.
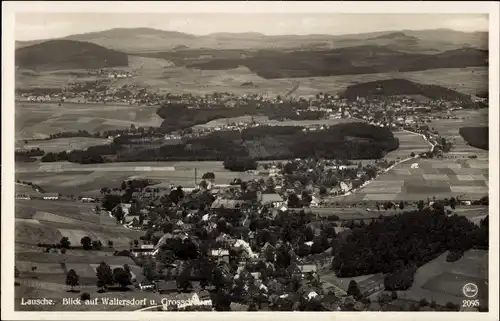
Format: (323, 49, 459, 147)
(96, 261, 133, 291)
(223, 157, 258, 172)
(80, 236, 103, 251)
(459, 126, 489, 150)
(40, 143, 122, 164)
(38, 122, 399, 165)
(332, 207, 488, 279)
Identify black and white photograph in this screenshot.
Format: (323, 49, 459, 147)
(2, 1, 499, 320)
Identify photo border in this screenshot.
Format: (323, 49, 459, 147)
(2, 1, 499, 320)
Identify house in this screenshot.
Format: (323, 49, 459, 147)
(81, 197, 95, 203)
(310, 196, 322, 207)
(298, 264, 317, 275)
(43, 193, 59, 200)
(111, 203, 132, 216)
(156, 280, 178, 294)
(260, 193, 284, 208)
(139, 281, 156, 291)
(210, 199, 244, 210)
(15, 193, 31, 200)
(210, 248, 230, 263)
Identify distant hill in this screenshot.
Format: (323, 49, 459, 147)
(185, 46, 488, 79)
(341, 79, 472, 101)
(16, 28, 488, 53)
(16, 40, 128, 70)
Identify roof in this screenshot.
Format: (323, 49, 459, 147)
(261, 193, 283, 203)
(210, 249, 229, 256)
(112, 203, 132, 215)
(210, 198, 244, 209)
(156, 280, 177, 292)
(298, 264, 317, 273)
(43, 193, 59, 197)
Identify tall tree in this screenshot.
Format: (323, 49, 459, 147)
(96, 262, 114, 291)
(80, 236, 92, 250)
(347, 280, 362, 300)
(65, 269, 80, 291)
(113, 267, 132, 289)
(60, 237, 71, 249)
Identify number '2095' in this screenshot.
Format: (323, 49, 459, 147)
(462, 299, 480, 308)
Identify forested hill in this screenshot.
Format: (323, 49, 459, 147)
(16, 40, 129, 70)
(341, 79, 472, 101)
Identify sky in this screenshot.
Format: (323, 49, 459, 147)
(15, 13, 488, 41)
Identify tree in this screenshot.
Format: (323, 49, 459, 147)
(108, 240, 114, 248)
(410, 152, 415, 157)
(113, 205, 125, 223)
(92, 240, 103, 250)
(113, 267, 132, 288)
(96, 262, 114, 291)
(80, 292, 91, 302)
(65, 269, 80, 291)
(121, 181, 127, 190)
(287, 193, 301, 208)
(101, 194, 121, 211)
(347, 280, 362, 300)
(134, 239, 139, 247)
(142, 260, 156, 282)
(202, 172, 215, 180)
(417, 200, 425, 211)
(199, 180, 208, 190)
(449, 197, 457, 210)
(59, 237, 71, 249)
(399, 201, 404, 210)
(80, 236, 92, 250)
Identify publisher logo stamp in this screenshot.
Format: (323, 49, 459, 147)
(462, 283, 479, 298)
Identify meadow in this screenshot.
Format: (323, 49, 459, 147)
(340, 158, 488, 202)
(397, 249, 488, 307)
(14, 198, 149, 311)
(15, 160, 267, 196)
(192, 115, 359, 129)
(384, 130, 431, 161)
(17, 54, 487, 98)
(429, 109, 489, 158)
(15, 101, 163, 140)
(20, 137, 111, 153)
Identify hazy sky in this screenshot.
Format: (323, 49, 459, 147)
(15, 13, 488, 41)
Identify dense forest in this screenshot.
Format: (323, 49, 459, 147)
(332, 206, 489, 277)
(16, 40, 129, 70)
(459, 126, 489, 150)
(40, 123, 399, 165)
(341, 79, 472, 101)
(155, 102, 323, 134)
(186, 46, 487, 79)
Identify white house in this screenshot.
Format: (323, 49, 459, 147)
(310, 196, 322, 207)
(261, 193, 284, 208)
(410, 163, 419, 169)
(43, 193, 59, 200)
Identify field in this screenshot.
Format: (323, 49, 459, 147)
(15, 101, 163, 140)
(193, 115, 360, 129)
(397, 249, 488, 307)
(385, 130, 431, 160)
(19, 137, 112, 153)
(15, 160, 267, 196)
(14, 198, 149, 311)
(17, 54, 487, 98)
(429, 109, 489, 158)
(15, 200, 143, 246)
(339, 158, 488, 202)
